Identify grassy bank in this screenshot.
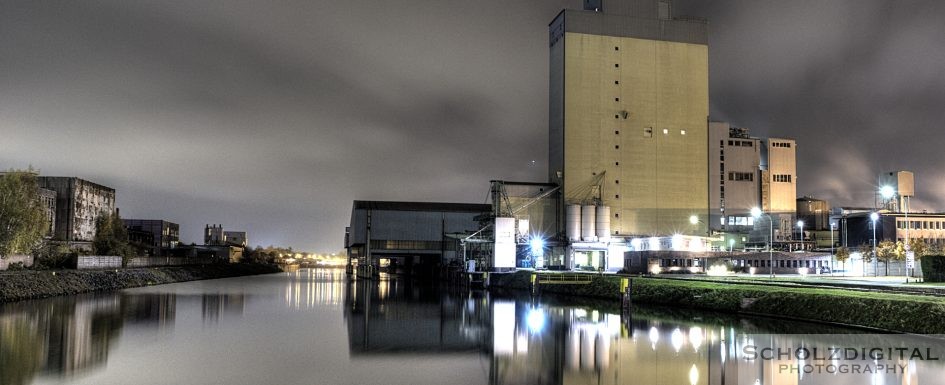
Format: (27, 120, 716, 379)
(632, 278, 945, 333)
(0, 263, 283, 303)
(488, 271, 945, 333)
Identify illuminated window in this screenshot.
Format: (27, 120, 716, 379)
(680, 130, 686, 135)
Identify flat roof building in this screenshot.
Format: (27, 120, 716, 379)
(37, 176, 116, 247)
(548, 0, 709, 238)
(345, 201, 490, 277)
(709, 122, 761, 234)
(123, 219, 180, 256)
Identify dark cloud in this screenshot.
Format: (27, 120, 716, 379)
(2, 0, 943, 250)
(676, 0, 945, 209)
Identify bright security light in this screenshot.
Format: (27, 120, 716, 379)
(750, 207, 763, 218)
(870, 212, 880, 222)
(689, 215, 699, 225)
(797, 220, 804, 228)
(880, 185, 895, 199)
(529, 237, 545, 256)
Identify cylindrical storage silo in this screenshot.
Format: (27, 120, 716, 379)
(566, 204, 582, 242)
(595, 205, 611, 241)
(581, 205, 597, 242)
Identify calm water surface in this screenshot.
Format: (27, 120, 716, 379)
(2, 267, 945, 385)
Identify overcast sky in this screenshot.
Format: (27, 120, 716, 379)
(2, 0, 944, 252)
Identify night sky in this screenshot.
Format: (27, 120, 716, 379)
(2, 0, 944, 251)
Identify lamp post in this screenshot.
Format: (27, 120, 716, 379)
(797, 220, 805, 252)
(830, 222, 836, 276)
(751, 207, 774, 279)
(689, 215, 708, 270)
(870, 212, 879, 277)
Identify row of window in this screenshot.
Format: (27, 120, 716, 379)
(771, 142, 792, 148)
(773, 174, 793, 183)
(897, 220, 945, 230)
(744, 259, 827, 268)
(728, 172, 754, 182)
(371, 240, 443, 251)
(728, 140, 754, 147)
(726, 216, 754, 226)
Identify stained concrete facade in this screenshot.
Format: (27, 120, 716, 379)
(37, 177, 115, 245)
(38, 187, 57, 238)
(549, 0, 709, 238)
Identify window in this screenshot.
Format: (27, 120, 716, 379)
(615, 130, 620, 134)
(662, 128, 669, 135)
(615, 180, 619, 184)
(615, 194, 620, 199)
(615, 46, 619, 51)
(615, 97, 620, 102)
(728, 172, 753, 182)
(644, 127, 653, 138)
(773, 174, 792, 183)
(615, 161, 619, 166)
(615, 213, 619, 218)
(615, 80, 619, 85)
(615, 145, 619, 149)
(728, 140, 734, 146)
(680, 130, 686, 135)
(615, 63, 619, 68)
(615, 114, 620, 119)
(772, 142, 792, 148)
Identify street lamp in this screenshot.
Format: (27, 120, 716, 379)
(689, 214, 708, 270)
(870, 212, 879, 277)
(797, 220, 805, 252)
(751, 207, 774, 279)
(830, 222, 837, 275)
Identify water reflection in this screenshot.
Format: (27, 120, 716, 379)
(283, 267, 346, 308)
(202, 294, 245, 323)
(0, 290, 246, 385)
(344, 277, 945, 385)
(0, 293, 155, 384)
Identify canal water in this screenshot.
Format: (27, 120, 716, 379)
(2, 268, 945, 385)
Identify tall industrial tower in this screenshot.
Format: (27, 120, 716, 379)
(548, 0, 709, 238)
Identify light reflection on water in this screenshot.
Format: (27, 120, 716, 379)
(2, 268, 945, 385)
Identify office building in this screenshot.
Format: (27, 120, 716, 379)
(123, 219, 180, 256)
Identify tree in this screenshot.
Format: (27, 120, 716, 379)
(859, 243, 874, 276)
(907, 238, 931, 259)
(92, 211, 135, 263)
(0, 169, 48, 258)
(876, 240, 899, 276)
(835, 246, 851, 276)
